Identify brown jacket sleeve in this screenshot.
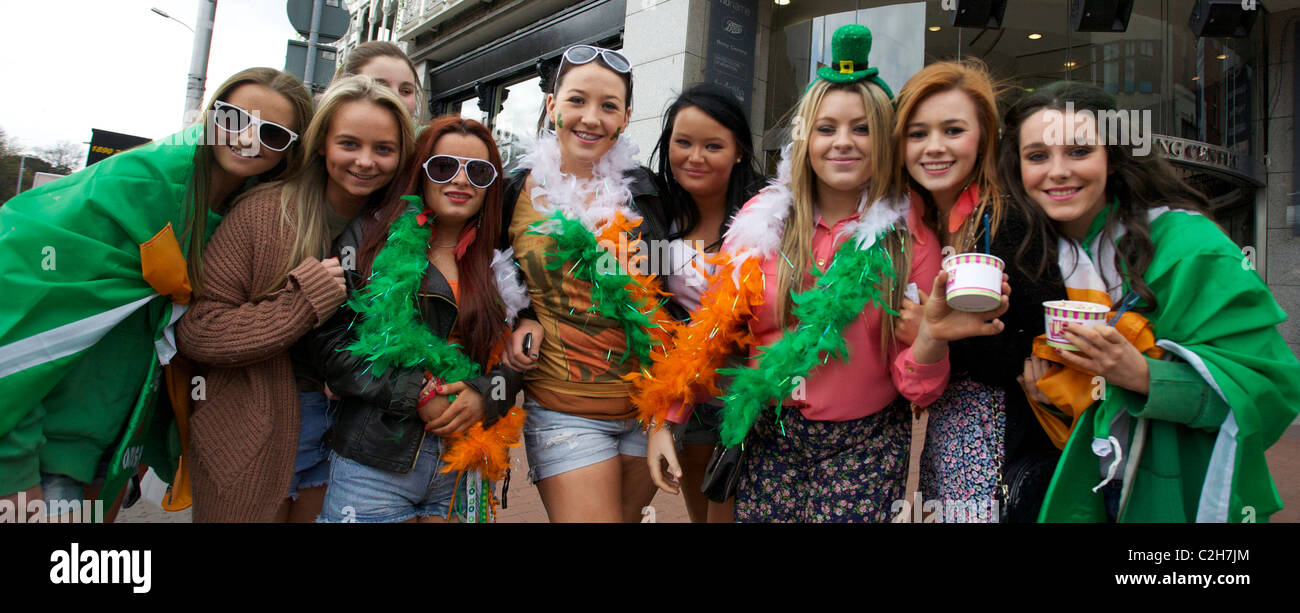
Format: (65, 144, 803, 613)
(177, 186, 346, 368)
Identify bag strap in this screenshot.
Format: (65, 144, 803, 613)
(895, 404, 928, 522)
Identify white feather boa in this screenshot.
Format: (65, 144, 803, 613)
(514, 131, 643, 236)
(491, 247, 530, 325)
(721, 144, 910, 274)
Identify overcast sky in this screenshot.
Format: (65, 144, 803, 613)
(1, 0, 303, 156)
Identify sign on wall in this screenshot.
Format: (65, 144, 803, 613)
(705, 0, 759, 118)
(87, 129, 151, 166)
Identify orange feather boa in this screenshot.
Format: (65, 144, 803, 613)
(625, 255, 765, 429)
(439, 405, 527, 483)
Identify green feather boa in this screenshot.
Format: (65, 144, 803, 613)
(345, 196, 481, 384)
(717, 235, 898, 446)
(528, 211, 664, 365)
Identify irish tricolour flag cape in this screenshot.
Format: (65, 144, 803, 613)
(1039, 204, 1300, 522)
(0, 125, 203, 503)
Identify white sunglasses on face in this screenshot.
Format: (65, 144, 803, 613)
(211, 100, 299, 152)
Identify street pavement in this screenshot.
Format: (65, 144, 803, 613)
(118, 424, 1300, 523)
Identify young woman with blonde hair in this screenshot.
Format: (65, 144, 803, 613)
(630, 25, 1005, 522)
(178, 75, 414, 522)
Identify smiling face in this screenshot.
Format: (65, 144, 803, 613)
(668, 105, 738, 203)
(423, 133, 493, 227)
(211, 82, 298, 180)
(905, 88, 981, 207)
(546, 62, 630, 175)
(1017, 108, 1111, 240)
(808, 89, 874, 198)
(358, 55, 419, 118)
(320, 100, 402, 209)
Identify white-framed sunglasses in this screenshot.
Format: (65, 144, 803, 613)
(554, 45, 631, 93)
(422, 154, 498, 189)
(211, 100, 300, 152)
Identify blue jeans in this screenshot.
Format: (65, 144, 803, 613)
(316, 434, 459, 523)
(289, 391, 333, 500)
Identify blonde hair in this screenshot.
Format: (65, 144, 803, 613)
(253, 75, 415, 298)
(893, 59, 1005, 252)
(781, 79, 910, 356)
(187, 67, 314, 294)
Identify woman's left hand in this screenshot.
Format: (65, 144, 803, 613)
(918, 270, 1011, 342)
(423, 381, 485, 436)
(1055, 323, 1150, 395)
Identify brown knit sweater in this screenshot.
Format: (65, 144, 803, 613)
(177, 183, 345, 522)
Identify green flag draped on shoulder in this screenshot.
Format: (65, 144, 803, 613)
(0, 125, 203, 502)
(1040, 209, 1300, 522)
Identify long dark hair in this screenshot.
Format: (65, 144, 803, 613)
(650, 83, 766, 248)
(356, 116, 508, 369)
(998, 81, 1210, 313)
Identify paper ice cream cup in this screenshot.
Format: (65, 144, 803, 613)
(942, 253, 1005, 312)
(1042, 300, 1109, 351)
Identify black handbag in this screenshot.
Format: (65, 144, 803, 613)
(998, 451, 1059, 523)
(700, 443, 745, 503)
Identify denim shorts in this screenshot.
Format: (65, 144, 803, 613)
(522, 398, 649, 484)
(289, 391, 333, 500)
(316, 435, 458, 523)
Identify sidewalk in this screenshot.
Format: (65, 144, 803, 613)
(119, 425, 1300, 523)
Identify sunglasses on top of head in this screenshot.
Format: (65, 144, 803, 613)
(423, 155, 498, 189)
(553, 45, 631, 92)
(211, 101, 299, 152)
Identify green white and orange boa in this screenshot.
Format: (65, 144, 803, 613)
(346, 197, 525, 521)
(627, 146, 910, 446)
(515, 132, 674, 366)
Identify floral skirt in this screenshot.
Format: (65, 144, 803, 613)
(918, 378, 1005, 523)
(734, 396, 910, 523)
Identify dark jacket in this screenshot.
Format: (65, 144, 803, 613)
(297, 214, 523, 474)
(948, 205, 1066, 463)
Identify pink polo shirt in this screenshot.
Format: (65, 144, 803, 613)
(666, 201, 949, 424)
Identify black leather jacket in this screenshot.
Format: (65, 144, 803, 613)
(297, 213, 523, 474)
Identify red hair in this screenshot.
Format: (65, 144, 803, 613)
(357, 115, 508, 369)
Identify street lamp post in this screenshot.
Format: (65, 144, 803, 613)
(150, 7, 194, 32)
(153, 3, 218, 128)
(15, 155, 35, 195)
(184, 1, 218, 127)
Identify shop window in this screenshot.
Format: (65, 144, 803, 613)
(458, 98, 485, 124)
(494, 76, 545, 167)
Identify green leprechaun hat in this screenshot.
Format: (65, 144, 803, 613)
(815, 23, 894, 98)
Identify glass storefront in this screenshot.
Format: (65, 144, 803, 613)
(766, 0, 1266, 246)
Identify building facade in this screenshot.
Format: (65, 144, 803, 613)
(350, 0, 1299, 360)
